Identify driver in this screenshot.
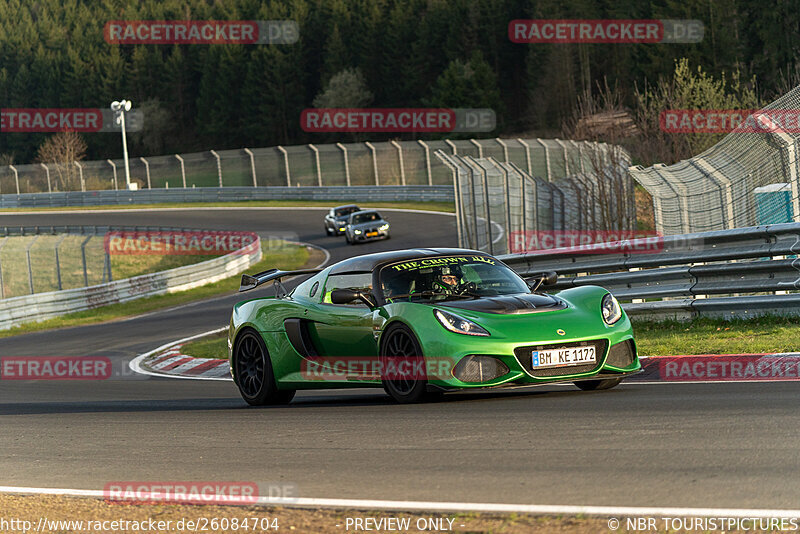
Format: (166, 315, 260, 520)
(433, 266, 462, 295)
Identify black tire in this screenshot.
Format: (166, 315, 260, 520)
(233, 329, 295, 406)
(380, 323, 432, 403)
(574, 377, 623, 391)
(325, 226, 333, 236)
(346, 234, 355, 245)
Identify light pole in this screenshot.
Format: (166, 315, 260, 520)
(110, 99, 134, 190)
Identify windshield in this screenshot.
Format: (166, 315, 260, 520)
(352, 212, 381, 225)
(334, 206, 359, 217)
(379, 255, 529, 303)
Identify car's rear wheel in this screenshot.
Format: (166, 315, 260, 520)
(574, 377, 623, 391)
(233, 329, 295, 406)
(380, 323, 432, 403)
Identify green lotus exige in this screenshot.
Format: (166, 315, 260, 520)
(228, 248, 640, 404)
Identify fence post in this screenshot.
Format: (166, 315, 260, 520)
(417, 140, 432, 185)
(80, 235, 92, 286)
(74, 162, 85, 191)
(140, 157, 151, 189)
(691, 159, 735, 229)
(9, 165, 19, 194)
(55, 234, 67, 290)
(434, 151, 464, 248)
(41, 163, 52, 193)
(107, 159, 118, 190)
(277, 146, 291, 186)
(570, 140, 586, 173)
(462, 157, 481, 251)
(0, 237, 6, 299)
(554, 139, 569, 176)
(104, 250, 113, 282)
(535, 138, 552, 181)
(175, 155, 187, 188)
(487, 158, 511, 254)
(469, 139, 483, 158)
(26, 235, 39, 294)
(210, 150, 223, 187)
(473, 158, 494, 255)
(336, 143, 351, 186)
(391, 140, 406, 185)
(365, 142, 379, 185)
(653, 164, 690, 234)
(308, 144, 322, 186)
(495, 138, 509, 162)
(517, 138, 532, 174)
(243, 148, 257, 187)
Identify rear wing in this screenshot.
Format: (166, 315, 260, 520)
(239, 268, 323, 293)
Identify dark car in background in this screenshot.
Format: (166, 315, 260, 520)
(345, 210, 391, 244)
(324, 204, 361, 236)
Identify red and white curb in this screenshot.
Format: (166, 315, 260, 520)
(129, 327, 231, 381)
(131, 334, 800, 384)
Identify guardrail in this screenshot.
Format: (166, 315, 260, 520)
(0, 185, 455, 209)
(499, 223, 800, 321)
(0, 229, 262, 330)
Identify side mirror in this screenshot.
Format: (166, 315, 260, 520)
(330, 288, 376, 308)
(525, 271, 558, 292)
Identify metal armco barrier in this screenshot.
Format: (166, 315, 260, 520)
(0, 231, 262, 330)
(0, 186, 454, 209)
(499, 223, 800, 320)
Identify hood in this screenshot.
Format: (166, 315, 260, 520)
(351, 219, 386, 228)
(438, 293, 566, 315)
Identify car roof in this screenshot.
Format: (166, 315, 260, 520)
(333, 204, 359, 210)
(329, 248, 488, 274)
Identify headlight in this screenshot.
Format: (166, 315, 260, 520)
(601, 293, 622, 325)
(354, 229, 362, 235)
(379, 224, 389, 231)
(434, 309, 489, 336)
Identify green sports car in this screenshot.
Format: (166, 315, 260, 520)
(228, 248, 640, 404)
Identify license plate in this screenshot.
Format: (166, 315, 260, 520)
(366, 232, 378, 237)
(531, 346, 596, 368)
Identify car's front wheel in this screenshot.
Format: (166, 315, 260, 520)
(233, 329, 295, 406)
(574, 377, 623, 391)
(380, 323, 433, 403)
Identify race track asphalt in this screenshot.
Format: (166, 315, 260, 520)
(0, 207, 798, 510)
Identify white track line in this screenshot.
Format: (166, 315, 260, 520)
(0, 486, 798, 517)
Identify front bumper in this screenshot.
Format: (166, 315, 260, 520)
(350, 229, 390, 242)
(421, 335, 640, 390)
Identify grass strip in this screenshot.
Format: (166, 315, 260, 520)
(0, 240, 310, 338)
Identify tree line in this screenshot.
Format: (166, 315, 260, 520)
(0, 0, 798, 164)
